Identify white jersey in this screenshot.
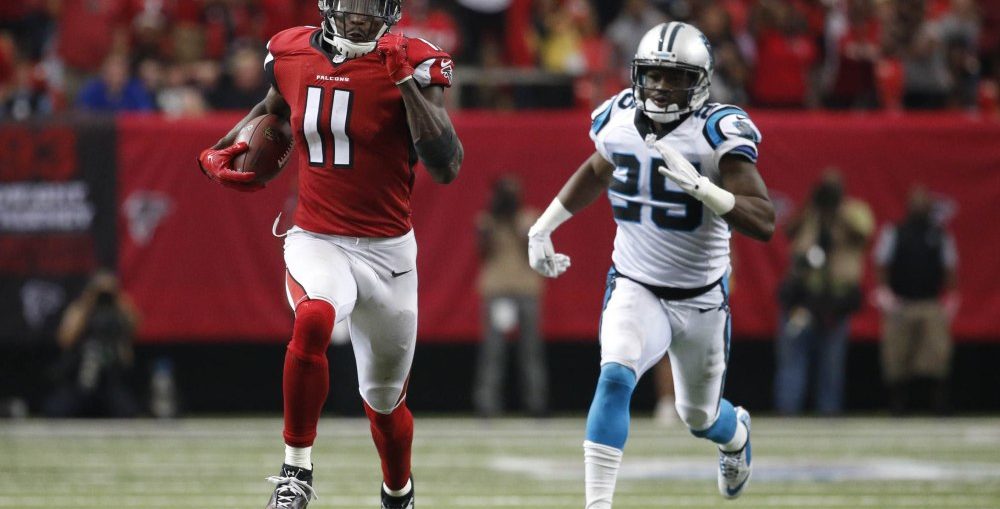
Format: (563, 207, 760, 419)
(589, 89, 762, 289)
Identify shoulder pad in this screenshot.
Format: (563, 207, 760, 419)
(702, 105, 761, 149)
(591, 88, 635, 136)
(267, 26, 317, 57)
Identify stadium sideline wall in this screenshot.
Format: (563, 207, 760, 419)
(2, 112, 999, 414)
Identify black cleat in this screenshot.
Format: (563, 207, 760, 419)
(265, 464, 317, 509)
(380, 478, 415, 509)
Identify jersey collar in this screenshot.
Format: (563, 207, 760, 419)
(633, 109, 693, 140)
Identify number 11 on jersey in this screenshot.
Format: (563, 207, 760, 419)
(303, 87, 354, 168)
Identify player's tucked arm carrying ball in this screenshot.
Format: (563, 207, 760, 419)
(197, 87, 291, 192)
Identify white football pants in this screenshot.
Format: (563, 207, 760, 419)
(599, 274, 730, 431)
(283, 226, 418, 413)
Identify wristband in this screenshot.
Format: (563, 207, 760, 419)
(696, 178, 736, 216)
(529, 199, 573, 236)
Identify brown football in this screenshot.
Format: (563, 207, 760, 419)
(232, 114, 293, 184)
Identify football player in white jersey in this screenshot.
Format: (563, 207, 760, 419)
(527, 22, 775, 506)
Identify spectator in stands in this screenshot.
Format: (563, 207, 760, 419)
(822, 0, 881, 109)
(699, 2, 750, 105)
(76, 53, 154, 112)
(749, 0, 820, 107)
(396, 0, 462, 57)
(206, 45, 268, 110)
(774, 170, 874, 415)
(873, 187, 958, 415)
(154, 61, 209, 117)
(44, 271, 141, 418)
(901, 3, 952, 108)
(54, 0, 133, 98)
(0, 47, 55, 120)
(0, 0, 53, 62)
(938, 0, 981, 108)
(524, 0, 616, 106)
(473, 176, 548, 418)
(606, 0, 667, 83)
(454, 0, 512, 64)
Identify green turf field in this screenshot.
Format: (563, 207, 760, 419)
(1, 416, 998, 508)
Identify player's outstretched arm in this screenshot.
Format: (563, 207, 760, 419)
(527, 152, 614, 278)
(717, 154, 775, 241)
(556, 151, 616, 213)
(377, 34, 462, 184)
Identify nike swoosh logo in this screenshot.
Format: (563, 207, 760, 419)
(391, 269, 413, 278)
(726, 477, 749, 497)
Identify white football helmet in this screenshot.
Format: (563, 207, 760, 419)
(632, 22, 713, 123)
(318, 0, 402, 60)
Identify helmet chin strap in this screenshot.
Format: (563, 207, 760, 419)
(322, 19, 388, 60)
(643, 98, 683, 123)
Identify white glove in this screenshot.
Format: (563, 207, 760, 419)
(528, 231, 571, 278)
(646, 135, 735, 215)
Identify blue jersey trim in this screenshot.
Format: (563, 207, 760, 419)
(703, 106, 748, 149)
(591, 101, 615, 135)
(726, 145, 759, 163)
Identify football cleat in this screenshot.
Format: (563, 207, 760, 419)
(380, 478, 414, 509)
(718, 406, 752, 499)
(265, 464, 317, 509)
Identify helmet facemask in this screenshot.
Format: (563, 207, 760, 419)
(632, 61, 709, 123)
(318, 0, 402, 60)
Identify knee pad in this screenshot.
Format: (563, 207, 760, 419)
(362, 385, 405, 414)
(290, 299, 335, 357)
(676, 402, 714, 431)
(585, 362, 637, 449)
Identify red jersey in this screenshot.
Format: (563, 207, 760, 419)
(266, 27, 453, 237)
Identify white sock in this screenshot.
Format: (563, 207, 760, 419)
(584, 440, 623, 509)
(720, 421, 748, 452)
(284, 445, 312, 470)
(383, 479, 412, 497)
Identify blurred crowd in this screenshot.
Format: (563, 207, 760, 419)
(1, 0, 997, 118)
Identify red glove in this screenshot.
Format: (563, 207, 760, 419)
(376, 33, 414, 85)
(197, 142, 264, 192)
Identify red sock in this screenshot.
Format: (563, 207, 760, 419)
(282, 299, 335, 447)
(364, 400, 414, 491)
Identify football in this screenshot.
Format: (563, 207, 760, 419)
(232, 113, 293, 184)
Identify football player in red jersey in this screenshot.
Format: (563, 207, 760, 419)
(197, 1, 462, 508)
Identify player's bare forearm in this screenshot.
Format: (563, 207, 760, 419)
(212, 87, 290, 149)
(720, 155, 775, 241)
(557, 152, 615, 213)
(399, 80, 462, 184)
